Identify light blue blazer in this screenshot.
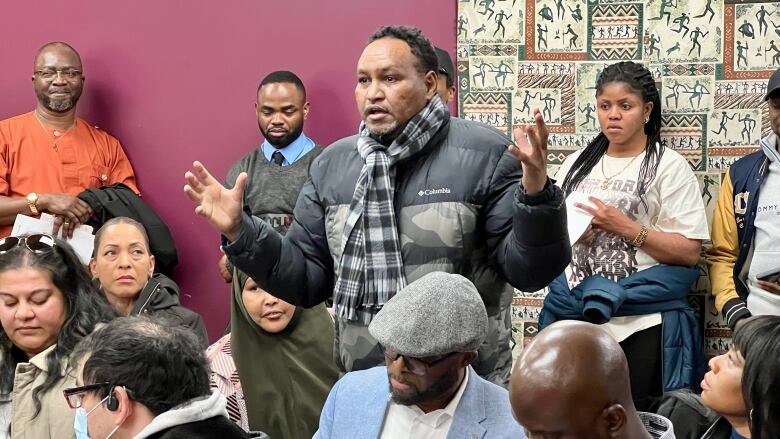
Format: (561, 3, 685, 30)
(313, 366, 525, 439)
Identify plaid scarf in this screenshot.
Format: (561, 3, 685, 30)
(333, 95, 449, 323)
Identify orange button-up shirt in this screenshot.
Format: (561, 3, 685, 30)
(0, 112, 139, 236)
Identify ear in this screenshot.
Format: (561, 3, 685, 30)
(303, 101, 310, 120)
(148, 254, 156, 277)
(602, 404, 627, 438)
(447, 86, 456, 104)
(112, 386, 133, 425)
(644, 101, 654, 120)
(424, 70, 438, 100)
(89, 259, 98, 278)
(459, 351, 478, 367)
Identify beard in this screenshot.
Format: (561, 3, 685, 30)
(36, 87, 81, 113)
(388, 367, 461, 406)
(366, 120, 398, 137)
(260, 122, 304, 148)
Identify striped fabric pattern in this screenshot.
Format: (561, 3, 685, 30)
(206, 335, 249, 431)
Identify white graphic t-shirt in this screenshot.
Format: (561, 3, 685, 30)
(554, 146, 709, 341)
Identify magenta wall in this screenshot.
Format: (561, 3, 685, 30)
(1, 1, 456, 340)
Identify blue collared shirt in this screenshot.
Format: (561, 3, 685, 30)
(261, 133, 315, 166)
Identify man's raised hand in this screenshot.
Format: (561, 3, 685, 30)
(184, 161, 247, 242)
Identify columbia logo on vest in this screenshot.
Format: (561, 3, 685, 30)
(418, 188, 451, 196)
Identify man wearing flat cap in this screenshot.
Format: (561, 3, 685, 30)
(708, 67, 780, 327)
(313, 272, 524, 439)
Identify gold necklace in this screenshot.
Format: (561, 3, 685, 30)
(599, 153, 642, 190)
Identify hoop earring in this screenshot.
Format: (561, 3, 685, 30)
(644, 116, 650, 124)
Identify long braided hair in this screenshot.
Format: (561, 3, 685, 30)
(561, 61, 663, 210)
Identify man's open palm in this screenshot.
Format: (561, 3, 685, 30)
(184, 161, 247, 241)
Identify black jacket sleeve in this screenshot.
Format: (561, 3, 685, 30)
(223, 177, 334, 308)
(487, 151, 571, 292)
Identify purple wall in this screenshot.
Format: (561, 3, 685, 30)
(1, 1, 456, 340)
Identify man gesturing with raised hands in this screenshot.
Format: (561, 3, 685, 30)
(185, 25, 569, 386)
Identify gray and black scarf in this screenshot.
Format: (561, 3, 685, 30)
(333, 95, 450, 323)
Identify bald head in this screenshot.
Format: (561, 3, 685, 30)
(34, 42, 82, 68)
(510, 321, 644, 439)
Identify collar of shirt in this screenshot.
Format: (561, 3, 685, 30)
(261, 132, 314, 166)
(638, 412, 675, 439)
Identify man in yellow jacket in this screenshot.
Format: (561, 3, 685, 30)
(708, 67, 780, 328)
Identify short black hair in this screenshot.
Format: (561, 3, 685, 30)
(368, 25, 438, 76)
(257, 70, 306, 99)
(75, 316, 210, 416)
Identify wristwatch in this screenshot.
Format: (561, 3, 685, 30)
(26, 192, 39, 215)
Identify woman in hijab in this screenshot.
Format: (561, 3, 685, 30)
(207, 270, 338, 439)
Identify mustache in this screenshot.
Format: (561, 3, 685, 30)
(364, 105, 389, 117)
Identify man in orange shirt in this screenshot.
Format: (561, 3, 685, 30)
(0, 42, 138, 238)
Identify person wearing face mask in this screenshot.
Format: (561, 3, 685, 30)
(206, 270, 337, 438)
(64, 316, 264, 439)
(89, 217, 207, 348)
(0, 234, 115, 439)
(656, 315, 780, 439)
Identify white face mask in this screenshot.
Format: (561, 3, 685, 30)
(73, 394, 121, 439)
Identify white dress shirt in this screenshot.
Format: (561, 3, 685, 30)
(379, 368, 470, 439)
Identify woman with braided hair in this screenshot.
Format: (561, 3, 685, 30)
(539, 61, 709, 410)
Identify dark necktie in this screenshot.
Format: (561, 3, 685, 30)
(271, 150, 284, 166)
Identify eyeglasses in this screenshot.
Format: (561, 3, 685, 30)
(63, 382, 111, 409)
(0, 234, 55, 254)
(63, 382, 135, 409)
(34, 69, 83, 80)
(382, 346, 455, 376)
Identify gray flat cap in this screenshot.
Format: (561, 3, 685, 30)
(368, 272, 488, 357)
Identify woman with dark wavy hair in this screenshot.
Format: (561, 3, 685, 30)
(539, 61, 709, 411)
(0, 234, 114, 438)
(657, 315, 780, 439)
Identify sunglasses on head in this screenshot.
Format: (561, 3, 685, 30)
(0, 234, 56, 254)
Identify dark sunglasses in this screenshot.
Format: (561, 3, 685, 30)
(63, 382, 135, 409)
(382, 346, 456, 376)
(0, 234, 56, 254)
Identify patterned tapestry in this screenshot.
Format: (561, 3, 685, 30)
(456, 0, 778, 360)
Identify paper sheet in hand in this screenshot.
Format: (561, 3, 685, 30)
(11, 214, 94, 265)
(565, 193, 594, 247)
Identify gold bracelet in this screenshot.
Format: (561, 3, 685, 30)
(626, 225, 648, 248)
